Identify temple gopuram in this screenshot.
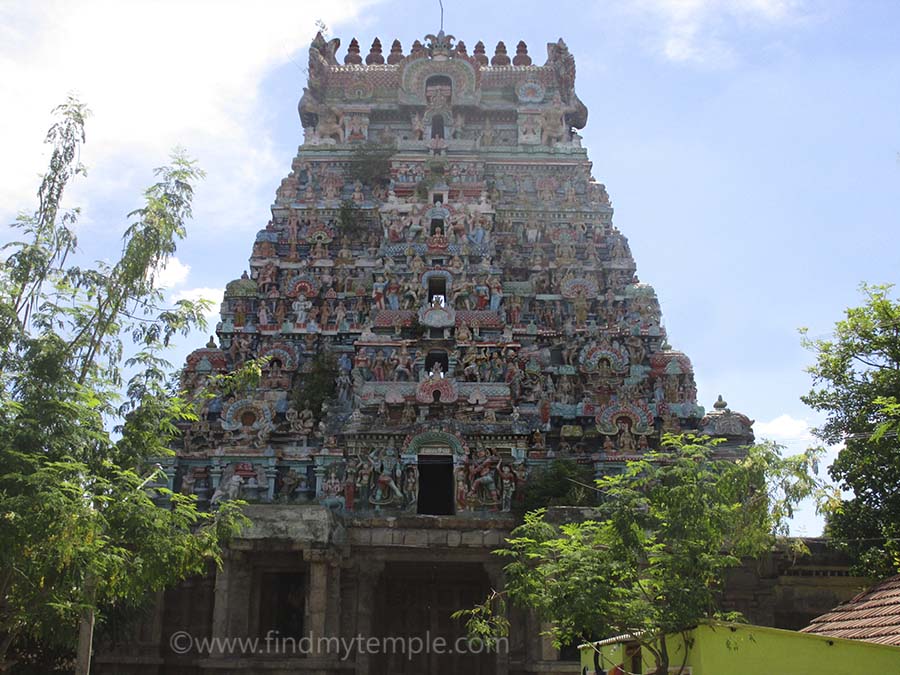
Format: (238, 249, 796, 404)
(96, 31, 864, 675)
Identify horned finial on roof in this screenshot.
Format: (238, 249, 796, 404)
(366, 37, 384, 65)
(491, 41, 510, 66)
(425, 29, 456, 54)
(513, 40, 531, 66)
(387, 39, 404, 64)
(473, 41, 488, 65)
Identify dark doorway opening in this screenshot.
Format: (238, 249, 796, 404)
(417, 454, 454, 515)
(372, 561, 495, 675)
(258, 572, 304, 639)
(428, 277, 447, 306)
(424, 350, 449, 377)
(430, 217, 445, 235)
(431, 114, 445, 139)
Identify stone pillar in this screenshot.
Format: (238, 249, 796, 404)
(160, 459, 177, 491)
(210, 549, 252, 658)
(147, 589, 166, 657)
(325, 557, 342, 639)
(485, 563, 509, 675)
(313, 460, 327, 498)
(264, 458, 278, 503)
(354, 560, 384, 675)
(539, 622, 559, 661)
(306, 550, 329, 654)
(209, 458, 223, 493)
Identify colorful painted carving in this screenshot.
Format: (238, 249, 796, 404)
(172, 31, 754, 515)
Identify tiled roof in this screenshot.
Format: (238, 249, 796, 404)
(801, 575, 900, 645)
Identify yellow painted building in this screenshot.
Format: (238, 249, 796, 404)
(579, 621, 900, 674)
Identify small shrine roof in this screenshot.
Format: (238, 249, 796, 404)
(802, 576, 900, 646)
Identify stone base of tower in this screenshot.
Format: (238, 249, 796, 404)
(95, 505, 583, 675)
(94, 507, 867, 675)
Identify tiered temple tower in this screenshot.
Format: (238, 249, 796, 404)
(127, 31, 761, 675)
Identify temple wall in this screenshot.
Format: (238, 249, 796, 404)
(95, 508, 866, 675)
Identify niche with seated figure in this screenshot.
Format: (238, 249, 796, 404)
(425, 74, 452, 106)
(428, 277, 447, 307)
(424, 350, 450, 378)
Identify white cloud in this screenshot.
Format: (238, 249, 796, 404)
(172, 286, 224, 327)
(154, 256, 191, 289)
(629, 0, 803, 65)
(753, 413, 851, 536)
(755, 413, 815, 445)
(0, 0, 378, 230)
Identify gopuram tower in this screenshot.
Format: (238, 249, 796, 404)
(129, 31, 756, 675)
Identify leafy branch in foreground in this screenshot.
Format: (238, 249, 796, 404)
(455, 435, 829, 675)
(0, 97, 246, 670)
(802, 283, 900, 577)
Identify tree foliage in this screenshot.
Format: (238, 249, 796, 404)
(455, 435, 824, 675)
(521, 459, 596, 511)
(347, 142, 395, 188)
(802, 283, 900, 577)
(292, 352, 338, 419)
(0, 97, 247, 668)
(337, 199, 364, 239)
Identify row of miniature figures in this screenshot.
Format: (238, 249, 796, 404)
(217, 294, 657, 345)
(176, 448, 528, 514)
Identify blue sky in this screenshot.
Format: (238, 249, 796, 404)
(2, 0, 899, 534)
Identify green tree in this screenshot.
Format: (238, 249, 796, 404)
(337, 198, 364, 239)
(292, 352, 338, 419)
(347, 142, 395, 188)
(455, 435, 824, 675)
(802, 283, 900, 577)
(0, 97, 246, 671)
(521, 459, 596, 511)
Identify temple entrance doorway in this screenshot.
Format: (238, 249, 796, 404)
(372, 562, 496, 675)
(416, 453, 454, 515)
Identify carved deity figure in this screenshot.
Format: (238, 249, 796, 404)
(369, 447, 404, 504)
(617, 420, 636, 453)
(279, 468, 305, 499)
(180, 470, 196, 496)
(411, 112, 425, 141)
(481, 116, 494, 146)
(455, 466, 469, 512)
(500, 464, 516, 512)
(470, 451, 500, 506)
(211, 473, 243, 506)
(402, 465, 419, 508)
(520, 114, 540, 144)
(314, 104, 343, 142)
(541, 93, 568, 146)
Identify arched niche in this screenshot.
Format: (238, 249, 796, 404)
(399, 58, 480, 106)
(425, 75, 452, 110)
(404, 430, 468, 457)
(424, 350, 449, 376)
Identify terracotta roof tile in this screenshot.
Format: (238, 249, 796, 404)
(801, 575, 900, 646)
